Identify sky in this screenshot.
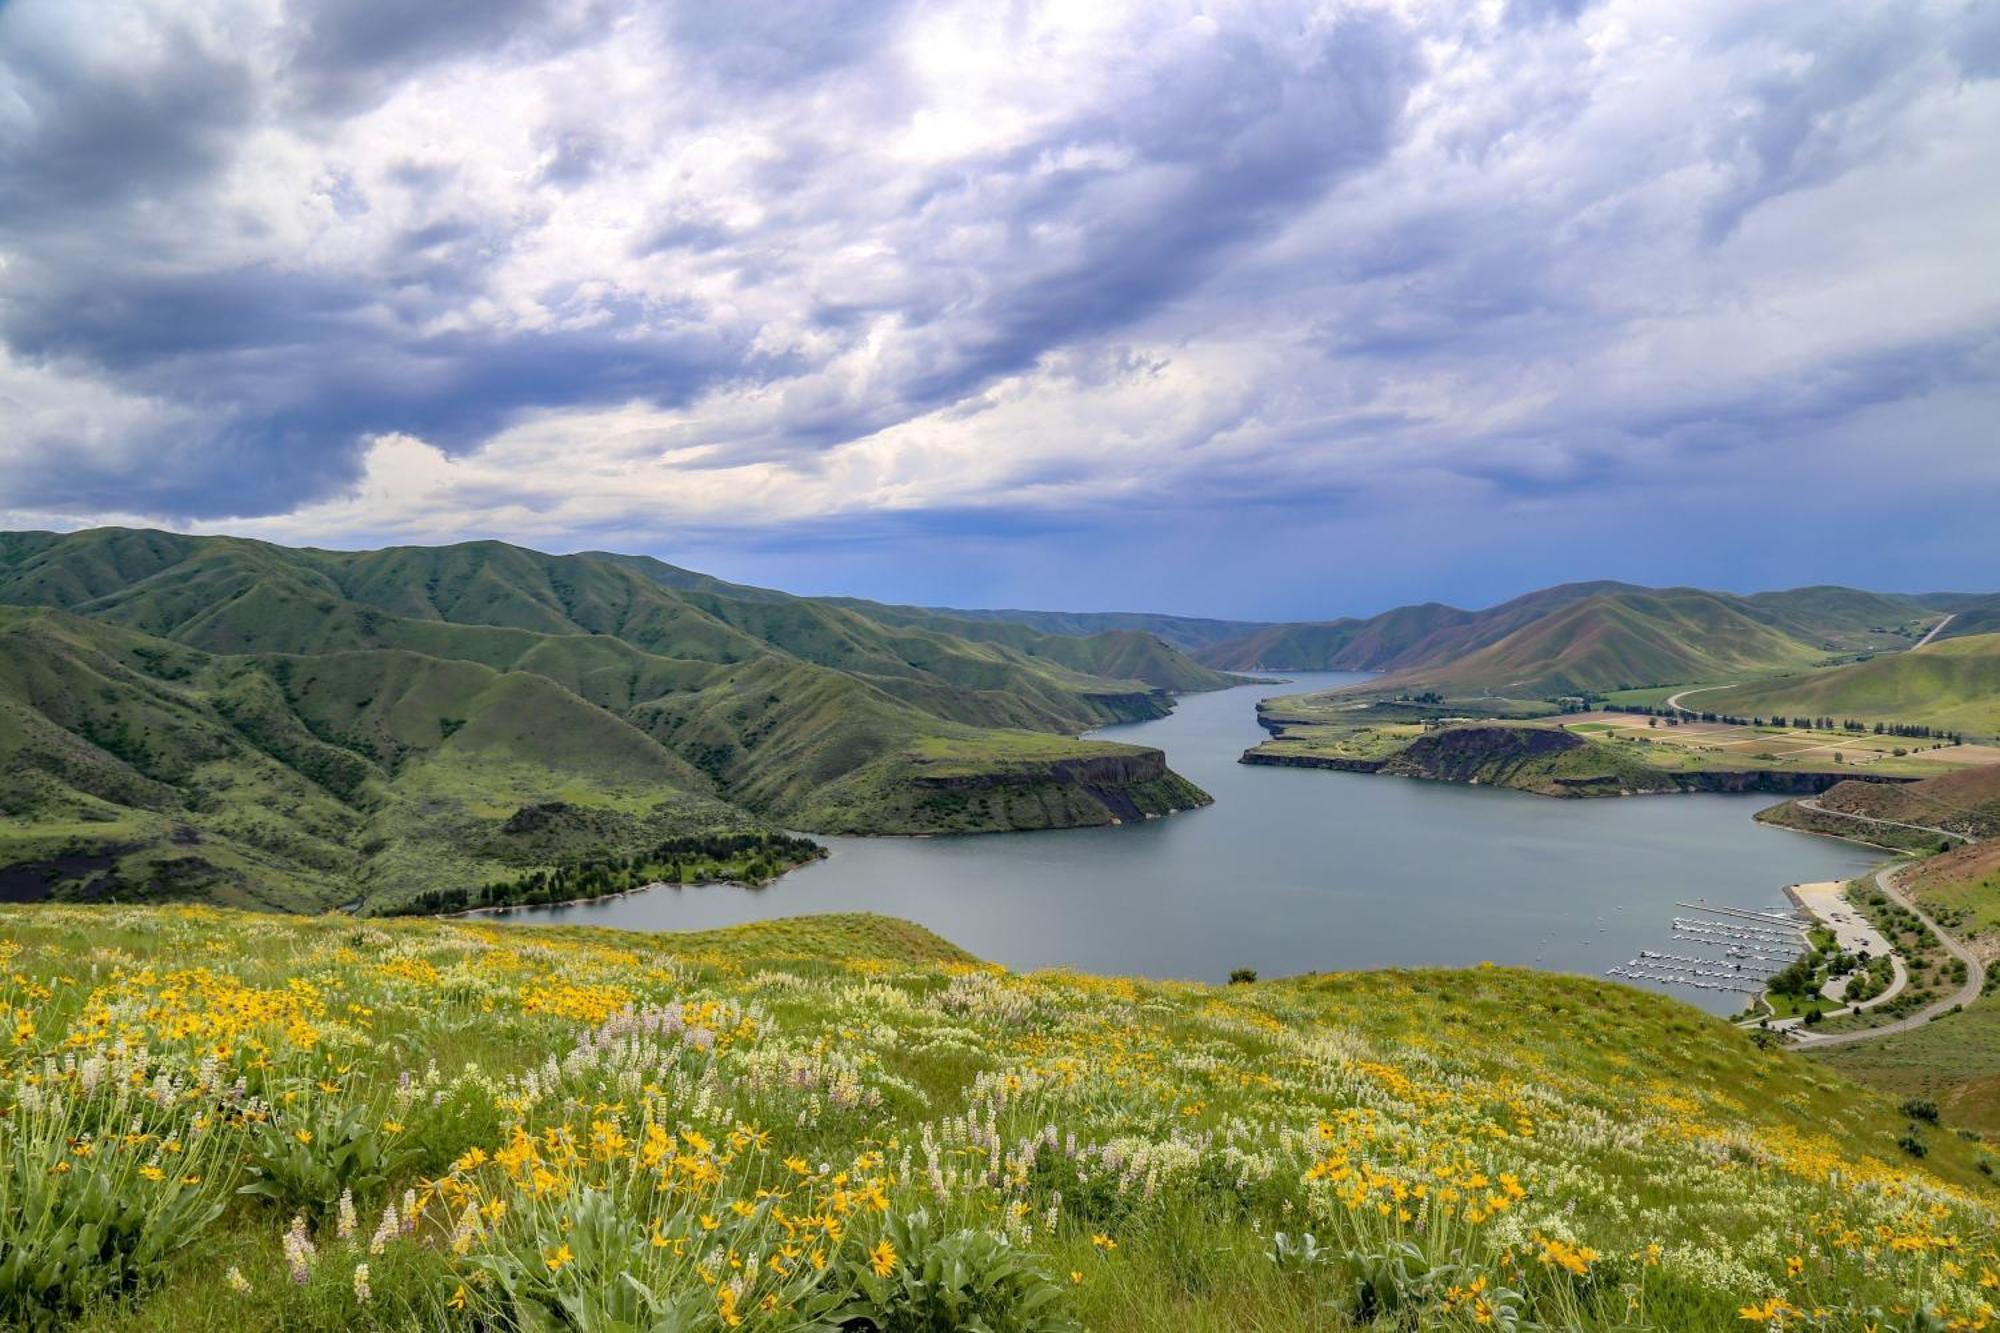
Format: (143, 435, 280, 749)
(1, 0, 1997, 620)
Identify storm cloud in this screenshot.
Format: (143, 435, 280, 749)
(1, 0, 1995, 615)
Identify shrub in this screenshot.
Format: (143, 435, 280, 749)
(1228, 968, 1258, 985)
(1900, 1098, 1940, 1125)
(0, 1085, 231, 1321)
(828, 1210, 1079, 1333)
(240, 1098, 421, 1218)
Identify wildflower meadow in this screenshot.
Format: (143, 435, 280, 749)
(0, 904, 1993, 1330)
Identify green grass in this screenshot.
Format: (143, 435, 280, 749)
(1696, 634, 2000, 737)
(1362, 588, 1835, 698)
(1, 904, 1995, 1331)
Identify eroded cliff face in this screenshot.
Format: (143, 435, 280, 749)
(802, 745, 1214, 834)
(1242, 723, 1914, 799)
(903, 749, 1211, 828)
(1378, 725, 1584, 784)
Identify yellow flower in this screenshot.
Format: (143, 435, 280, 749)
(448, 1285, 467, 1310)
(294, 1129, 313, 1145)
(1071, 1270, 1084, 1284)
(138, 1165, 165, 1181)
(545, 1243, 574, 1273)
(1092, 1233, 1118, 1251)
(870, 1239, 898, 1278)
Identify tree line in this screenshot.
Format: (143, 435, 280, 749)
(1603, 704, 1965, 745)
(384, 831, 828, 916)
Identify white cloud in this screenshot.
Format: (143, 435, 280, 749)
(0, 0, 1995, 607)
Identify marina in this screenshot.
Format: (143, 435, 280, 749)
(1608, 901, 1812, 1001)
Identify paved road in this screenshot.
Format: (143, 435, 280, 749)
(1913, 613, 1956, 650)
(1665, 683, 1734, 715)
(1668, 612, 1954, 718)
(1788, 863, 1985, 1048)
(1794, 798, 1972, 844)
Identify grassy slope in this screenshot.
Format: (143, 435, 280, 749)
(1815, 842, 2000, 1130)
(1194, 582, 1643, 672)
(0, 606, 752, 911)
(821, 600, 1274, 653)
(1364, 590, 1831, 698)
(0, 530, 1223, 909)
(1697, 633, 2000, 736)
(1198, 583, 1943, 679)
(811, 601, 1253, 690)
(0, 904, 1992, 1332)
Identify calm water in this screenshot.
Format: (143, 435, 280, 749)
(503, 674, 1879, 1011)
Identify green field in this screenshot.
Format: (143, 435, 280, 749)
(0, 904, 1994, 1331)
(1696, 634, 2000, 738)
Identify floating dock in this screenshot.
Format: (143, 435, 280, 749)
(1608, 902, 1808, 999)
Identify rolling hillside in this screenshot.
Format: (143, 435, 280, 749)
(824, 598, 1272, 654)
(1194, 581, 1941, 677)
(1, 903, 1993, 1330)
(1193, 581, 1642, 671)
(1358, 588, 1834, 697)
(1699, 634, 2000, 736)
(0, 529, 1233, 910)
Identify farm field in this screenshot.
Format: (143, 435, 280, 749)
(1558, 712, 1999, 779)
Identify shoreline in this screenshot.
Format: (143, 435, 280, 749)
(446, 876, 764, 920)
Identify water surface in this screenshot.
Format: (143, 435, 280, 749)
(504, 674, 1879, 1011)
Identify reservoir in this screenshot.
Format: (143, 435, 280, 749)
(502, 673, 1880, 1011)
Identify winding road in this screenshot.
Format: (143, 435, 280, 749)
(1792, 798, 1972, 845)
(1787, 862, 1985, 1049)
(1912, 613, 1957, 650)
(1665, 683, 1734, 716)
(1666, 612, 1956, 718)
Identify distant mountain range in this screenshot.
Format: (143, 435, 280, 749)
(901, 582, 1986, 697)
(1189, 584, 1982, 698)
(0, 529, 1237, 910)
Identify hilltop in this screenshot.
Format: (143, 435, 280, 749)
(0, 904, 1991, 1331)
(0, 529, 1243, 911)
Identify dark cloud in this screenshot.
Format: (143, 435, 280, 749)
(0, 0, 1993, 611)
(0, 15, 255, 223)
(897, 12, 1421, 405)
(663, 0, 916, 90)
(1502, 0, 1593, 28)
(283, 0, 603, 112)
(1954, 1, 2000, 79)
(1699, 8, 1930, 241)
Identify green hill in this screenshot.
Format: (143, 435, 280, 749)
(1193, 582, 1643, 671)
(1358, 589, 1831, 697)
(1, 904, 1991, 1331)
(825, 599, 1274, 652)
(1195, 582, 1947, 679)
(1937, 595, 2000, 640)
(1700, 634, 2000, 737)
(0, 529, 1230, 911)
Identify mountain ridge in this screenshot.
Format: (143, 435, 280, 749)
(0, 528, 1237, 911)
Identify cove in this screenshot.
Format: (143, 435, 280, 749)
(499, 673, 1881, 1012)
